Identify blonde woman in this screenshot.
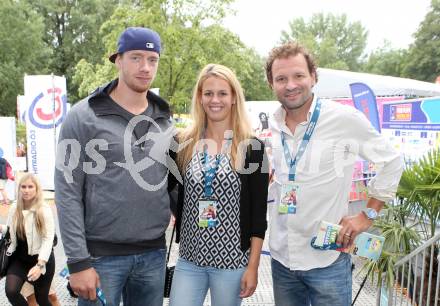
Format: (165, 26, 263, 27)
(0, 173, 55, 306)
(169, 64, 268, 306)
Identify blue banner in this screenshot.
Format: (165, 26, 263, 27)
(350, 82, 381, 132)
(382, 98, 440, 130)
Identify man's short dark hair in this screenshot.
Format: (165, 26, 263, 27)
(265, 42, 318, 85)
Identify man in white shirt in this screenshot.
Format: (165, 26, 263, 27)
(265, 42, 403, 306)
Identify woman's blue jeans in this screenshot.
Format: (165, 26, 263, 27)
(169, 257, 245, 306)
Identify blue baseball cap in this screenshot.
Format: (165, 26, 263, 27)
(109, 27, 161, 63)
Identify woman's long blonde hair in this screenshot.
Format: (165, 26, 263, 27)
(177, 64, 253, 172)
(14, 173, 46, 239)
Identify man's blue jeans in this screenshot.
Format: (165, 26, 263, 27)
(78, 249, 166, 306)
(271, 253, 352, 306)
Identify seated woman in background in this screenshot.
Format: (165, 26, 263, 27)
(0, 173, 56, 306)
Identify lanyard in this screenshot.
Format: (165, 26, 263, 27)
(97, 287, 107, 305)
(281, 99, 321, 181)
(203, 150, 221, 198)
(202, 132, 233, 197)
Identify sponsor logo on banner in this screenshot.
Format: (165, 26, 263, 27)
(28, 87, 67, 129)
(390, 104, 412, 121)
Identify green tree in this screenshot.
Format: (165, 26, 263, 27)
(26, 0, 120, 103)
(280, 13, 368, 71)
(239, 48, 273, 101)
(404, 0, 440, 82)
(0, 0, 50, 116)
(363, 41, 408, 77)
(73, 0, 272, 113)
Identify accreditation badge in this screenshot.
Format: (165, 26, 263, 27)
(198, 198, 219, 228)
(278, 182, 298, 214)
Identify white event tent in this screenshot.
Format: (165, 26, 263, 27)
(314, 68, 440, 98)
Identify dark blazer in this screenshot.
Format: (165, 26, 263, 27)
(169, 137, 269, 252)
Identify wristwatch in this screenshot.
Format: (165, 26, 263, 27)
(362, 207, 379, 220)
(36, 263, 45, 269)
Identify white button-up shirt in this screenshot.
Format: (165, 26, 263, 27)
(268, 96, 403, 271)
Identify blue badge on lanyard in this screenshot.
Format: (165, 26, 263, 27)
(278, 99, 321, 214)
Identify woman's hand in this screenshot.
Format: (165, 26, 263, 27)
(239, 266, 258, 298)
(27, 264, 44, 282)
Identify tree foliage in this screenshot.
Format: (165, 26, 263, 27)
(73, 0, 272, 113)
(363, 41, 408, 77)
(25, 0, 120, 103)
(281, 13, 368, 71)
(404, 0, 440, 82)
(0, 0, 50, 116)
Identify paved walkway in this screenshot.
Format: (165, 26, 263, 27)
(0, 203, 378, 306)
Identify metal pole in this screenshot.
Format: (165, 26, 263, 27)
(388, 282, 394, 306)
(51, 73, 56, 156)
(352, 274, 369, 305)
(377, 277, 383, 306)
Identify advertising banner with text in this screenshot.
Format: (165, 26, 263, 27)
(24, 75, 68, 190)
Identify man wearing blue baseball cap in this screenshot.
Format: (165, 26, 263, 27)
(56, 27, 173, 306)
